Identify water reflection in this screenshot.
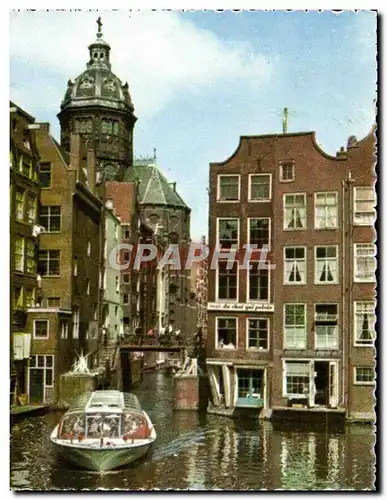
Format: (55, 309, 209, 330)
(10, 372, 376, 491)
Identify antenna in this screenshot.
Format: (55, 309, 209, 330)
(282, 107, 288, 134)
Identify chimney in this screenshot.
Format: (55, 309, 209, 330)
(70, 133, 81, 171)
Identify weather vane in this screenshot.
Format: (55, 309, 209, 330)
(97, 17, 103, 36)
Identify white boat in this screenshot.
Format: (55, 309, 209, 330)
(50, 390, 156, 472)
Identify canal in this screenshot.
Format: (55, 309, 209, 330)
(10, 371, 376, 490)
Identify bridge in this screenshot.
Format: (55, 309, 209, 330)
(119, 344, 186, 354)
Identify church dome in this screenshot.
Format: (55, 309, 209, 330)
(60, 18, 134, 114)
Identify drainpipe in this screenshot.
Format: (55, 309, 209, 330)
(341, 179, 346, 410)
(347, 172, 355, 418)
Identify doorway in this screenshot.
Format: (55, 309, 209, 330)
(314, 362, 329, 406)
(29, 369, 44, 404)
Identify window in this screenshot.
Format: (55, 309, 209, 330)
(26, 240, 36, 274)
(217, 261, 238, 300)
(249, 174, 271, 201)
(15, 237, 25, 272)
(354, 302, 376, 346)
(86, 279, 90, 295)
(14, 286, 23, 309)
(217, 175, 240, 202)
(60, 321, 69, 339)
(116, 276, 120, 293)
(47, 297, 60, 307)
(34, 320, 49, 339)
(115, 306, 118, 316)
(284, 304, 307, 349)
(123, 251, 130, 263)
(314, 304, 338, 349)
(284, 194, 306, 229)
(20, 156, 32, 178)
(123, 227, 131, 240)
(354, 244, 376, 282)
(39, 206, 61, 232)
(87, 241, 91, 257)
(30, 355, 54, 387)
(123, 293, 129, 304)
(15, 188, 25, 221)
(284, 247, 306, 284)
(23, 288, 34, 308)
(217, 219, 239, 248)
(354, 367, 375, 385)
(354, 187, 376, 226)
(27, 195, 37, 223)
(247, 318, 269, 350)
(315, 192, 338, 229)
(280, 162, 295, 182)
(216, 317, 237, 349)
(315, 246, 338, 284)
(72, 307, 79, 339)
(248, 262, 269, 301)
(248, 218, 270, 248)
(39, 163, 52, 188)
(73, 257, 78, 277)
(284, 361, 310, 396)
(38, 250, 60, 277)
(123, 273, 130, 284)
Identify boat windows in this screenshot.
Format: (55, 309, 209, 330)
(60, 413, 85, 439)
(86, 415, 120, 439)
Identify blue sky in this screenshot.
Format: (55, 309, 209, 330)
(10, 10, 377, 240)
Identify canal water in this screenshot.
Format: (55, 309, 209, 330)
(10, 372, 376, 491)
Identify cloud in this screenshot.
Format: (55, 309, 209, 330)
(10, 10, 273, 122)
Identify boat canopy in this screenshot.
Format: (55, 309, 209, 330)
(66, 391, 143, 415)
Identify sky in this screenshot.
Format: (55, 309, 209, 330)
(9, 10, 377, 241)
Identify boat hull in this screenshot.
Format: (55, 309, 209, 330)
(51, 439, 151, 472)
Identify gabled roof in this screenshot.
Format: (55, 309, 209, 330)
(124, 163, 189, 209)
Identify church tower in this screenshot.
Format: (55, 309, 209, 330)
(58, 17, 137, 181)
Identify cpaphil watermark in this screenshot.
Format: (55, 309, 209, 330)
(109, 243, 276, 271)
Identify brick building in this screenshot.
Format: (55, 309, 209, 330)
(26, 124, 102, 404)
(10, 103, 40, 404)
(206, 128, 376, 422)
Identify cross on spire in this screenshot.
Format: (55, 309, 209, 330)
(97, 16, 103, 37)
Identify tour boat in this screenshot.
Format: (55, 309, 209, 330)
(50, 390, 156, 472)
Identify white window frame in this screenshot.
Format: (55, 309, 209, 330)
(60, 321, 69, 339)
(354, 186, 376, 226)
(217, 174, 241, 203)
(33, 319, 49, 340)
(354, 243, 376, 283)
(215, 316, 238, 350)
(248, 217, 271, 249)
(247, 260, 270, 302)
(315, 245, 339, 285)
(283, 193, 306, 230)
(314, 303, 339, 349)
(279, 161, 295, 182)
(283, 359, 312, 398)
(283, 303, 307, 349)
(216, 217, 240, 249)
(216, 260, 239, 302)
(246, 317, 269, 351)
(354, 301, 376, 347)
(87, 241, 91, 257)
(15, 236, 25, 272)
(314, 192, 338, 229)
(39, 206, 61, 233)
(248, 173, 272, 202)
(354, 366, 375, 386)
(283, 246, 307, 285)
(72, 307, 79, 339)
(86, 279, 90, 295)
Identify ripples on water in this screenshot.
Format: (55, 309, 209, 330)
(10, 371, 376, 491)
